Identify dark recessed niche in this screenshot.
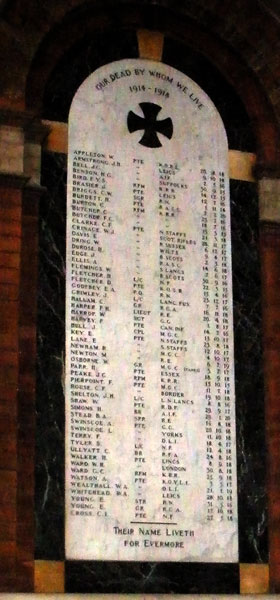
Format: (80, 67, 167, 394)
(37, 27, 265, 594)
(42, 29, 255, 153)
(162, 36, 256, 152)
(42, 29, 138, 122)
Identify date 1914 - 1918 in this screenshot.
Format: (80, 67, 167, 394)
(129, 85, 170, 98)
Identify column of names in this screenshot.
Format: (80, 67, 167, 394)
(66, 58, 238, 562)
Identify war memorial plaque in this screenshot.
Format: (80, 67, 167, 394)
(65, 59, 238, 562)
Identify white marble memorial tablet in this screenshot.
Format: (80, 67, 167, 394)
(65, 59, 238, 562)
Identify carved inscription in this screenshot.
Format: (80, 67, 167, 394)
(65, 59, 238, 561)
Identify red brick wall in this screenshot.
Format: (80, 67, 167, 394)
(0, 184, 22, 591)
(0, 180, 39, 591)
(260, 222, 280, 593)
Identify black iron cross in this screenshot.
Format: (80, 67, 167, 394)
(127, 102, 173, 148)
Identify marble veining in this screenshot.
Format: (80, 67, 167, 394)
(36, 26, 266, 587)
(230, 179, 267, 563)
(35, 152, 267, 586)
(35, 151, 67, 560)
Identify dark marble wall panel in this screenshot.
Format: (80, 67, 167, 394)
(35, 152, 67, 559)
(230, 180, 267, 563)
(65, 561, 239, 594)
(36, 151, 268, 582)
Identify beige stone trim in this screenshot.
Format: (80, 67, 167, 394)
(42, 120, 68, 154)
(259, 177, 280, 223)
(228, 149, 256, 182)
(137, 29, 164, 61)
(0, 120, 49, 184)
(24, 141, 41, 185)
(0, 594, 278, 599)
(239, 563, 269, 594)
(42, 120, 256, 183)
(0, 125, 24, 174)
(34, 560, 65, 593)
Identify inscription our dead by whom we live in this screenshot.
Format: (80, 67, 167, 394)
(66, 59, 237, 561)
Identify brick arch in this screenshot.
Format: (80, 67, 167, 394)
(2, 0, 280, 112)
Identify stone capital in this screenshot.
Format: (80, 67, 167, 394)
(0, 109, 50, 185)
(259, 177, 280, 223)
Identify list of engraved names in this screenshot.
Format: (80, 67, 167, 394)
(65, 59, 238, 562)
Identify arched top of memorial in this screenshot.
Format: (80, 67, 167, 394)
(68, 59, 228, 167)
(66, 57, 237, 563)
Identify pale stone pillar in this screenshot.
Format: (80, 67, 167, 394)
(259, 177, 280, 223)
(24, 120, 50, 185)
(0, 123, 25, 174)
